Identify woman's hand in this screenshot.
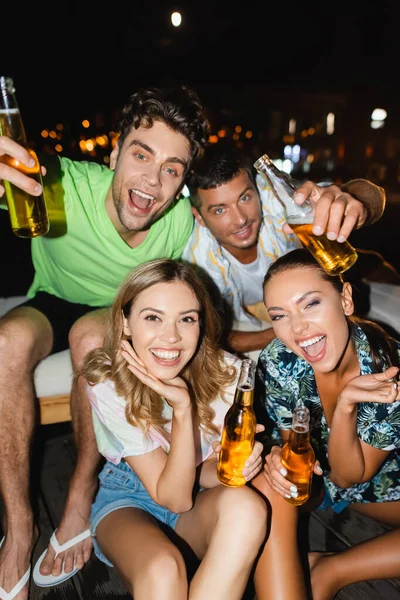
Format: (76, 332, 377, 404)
(337, 366, 400, 413)
(120, 340, 191, 412)
(213, 423, 266, 482)
(263, 445, 323, 499)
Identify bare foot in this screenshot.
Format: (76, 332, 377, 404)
(308, 552, 339, 600)
(0, 523, 38, 600)
(39, 482, 96, 578)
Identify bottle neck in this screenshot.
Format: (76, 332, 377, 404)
(233, 386, 254, 407)
(288, 425, 310, 450)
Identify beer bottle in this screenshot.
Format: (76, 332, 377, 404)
(253, 153, 358, 276)
(0, 76, 49, 238)
(280, 405, 315, 506)
(217, 358, 256, 487)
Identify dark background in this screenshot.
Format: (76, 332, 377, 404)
(3, 2, 400, 121)
(2, 1, 400, 296)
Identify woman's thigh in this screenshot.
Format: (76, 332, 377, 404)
(97, 507, 184, 583)
(175, 484, 266, 558)
(350, 500, 400, 527)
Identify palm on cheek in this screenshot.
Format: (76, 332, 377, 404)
(120, 340, 191, 409)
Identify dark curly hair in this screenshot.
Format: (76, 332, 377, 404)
(117, 86, 210, 174)
(186, 145, 256, 211)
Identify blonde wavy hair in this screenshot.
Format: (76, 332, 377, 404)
(82, 259, 237, 439)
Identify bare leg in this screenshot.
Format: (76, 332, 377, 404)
(39, 309, 109, 578)
(310, 502, 400, 600)
(97, 508, 188, 600)
(0, 307, 53, 599)
(175, 484, 267, 599)
(251, 473, 309, 600)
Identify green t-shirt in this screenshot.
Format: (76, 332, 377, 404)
(27, 156, 194, 306)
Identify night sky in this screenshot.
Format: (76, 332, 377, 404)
(3, 1, 400, 123)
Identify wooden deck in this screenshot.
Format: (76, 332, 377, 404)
(4, 423, 400, 600)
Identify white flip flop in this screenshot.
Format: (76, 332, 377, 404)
(0, 537, 31, 600)
(33, 528, 91, 587)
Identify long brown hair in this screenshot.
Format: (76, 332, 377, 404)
(82, 259, 236, 438)
(263, 248, 399, 372)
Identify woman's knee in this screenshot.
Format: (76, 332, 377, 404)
(134, 545, 187, 591)
(218, 486, 268, 540)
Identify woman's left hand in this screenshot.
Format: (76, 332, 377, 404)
(212, 424, 265, 482)
(337, 366, 400, 412)
(120, 340, 192, 411)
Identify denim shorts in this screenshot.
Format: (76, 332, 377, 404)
(90, 459, 180, 567)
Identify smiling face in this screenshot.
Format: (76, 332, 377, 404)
(123, 281, 201, 380)
(193, 168, 262, 261)
(108, 120, 190, 236)
(263, 266, 354, 373)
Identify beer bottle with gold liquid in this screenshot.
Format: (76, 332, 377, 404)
(217, 358, 256, 487)
(0, 76, 49, 238)
(280, 405, 315, 506)
(253, 154, 358, 276)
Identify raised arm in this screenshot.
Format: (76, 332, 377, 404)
(284, 178, 385, 242)
(327, 366, 400, 488)
(121, 341, 196, 513)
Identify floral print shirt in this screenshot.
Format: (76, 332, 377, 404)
(257, 324, 400, 505)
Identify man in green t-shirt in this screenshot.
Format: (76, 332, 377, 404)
(0, 85, 210, 594)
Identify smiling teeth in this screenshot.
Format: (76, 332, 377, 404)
(299, 335, 324, 348)
(151, 350, 180, 360)
(133, 189, 154, 200)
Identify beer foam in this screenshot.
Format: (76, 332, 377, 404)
(286, 215, 314, 225)
(0, 109, 20, 114)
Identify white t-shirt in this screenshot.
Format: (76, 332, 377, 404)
(221, 246, 266, 307)
(88, 351, 241, 466)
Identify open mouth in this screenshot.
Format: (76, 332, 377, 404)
(150, 349, 181, 363)
(233, 224, 252, 239)
(129, 189, 156, 213)
(298, 335, 326, 358)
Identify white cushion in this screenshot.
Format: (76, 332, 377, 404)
(0, 296, 73, 398)
(366, 282, 400, 335)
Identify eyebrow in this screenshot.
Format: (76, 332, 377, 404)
(267, 290, 321, 312)
(139, 307, 200, 315)
(127, 140, 187, 169)
(206, 185, 254, 212)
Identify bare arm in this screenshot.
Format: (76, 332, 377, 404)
(328, 366, 399, 488)
(228, 327, 276, 354)
(125, 406, 196, 513)
(121, 341, 196, 513)
(283, 179, 385, 242)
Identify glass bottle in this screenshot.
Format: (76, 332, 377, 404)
(280, 405, 315, 506)
(253, 153, 358, 276)
(217, 358, 256, 487)
(0, 76, 49, 238)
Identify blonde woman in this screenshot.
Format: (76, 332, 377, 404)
(84, 259, 267, 599)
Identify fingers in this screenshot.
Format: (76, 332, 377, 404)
(212, 441, 221, 453)
(294, 182, 365, 241)
(313, 461, 323, 476)
(340, 369, 400, 406)
(243, 456, 262, 481)
(0, 136, 33, 164)
(263, 446, 296, 499)
(255, 423, 265, 434)
(0, 159, 43, 197)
